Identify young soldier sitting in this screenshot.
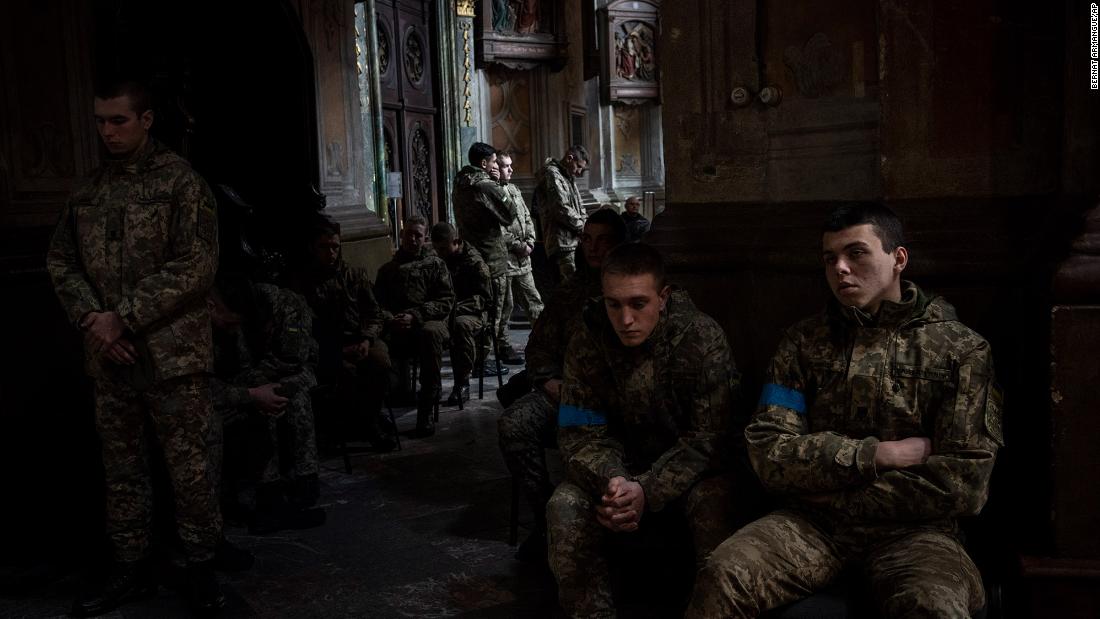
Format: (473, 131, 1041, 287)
(429, 222, 492, 406)
(687, 203, 1002, 618)
(547, 243, 744, 618)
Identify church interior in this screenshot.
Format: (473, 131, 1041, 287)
(1, 0, 1098, 617)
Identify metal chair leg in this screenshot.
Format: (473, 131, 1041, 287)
(387, 401, 402, 451)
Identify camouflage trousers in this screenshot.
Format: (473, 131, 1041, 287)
(450, 314, 484, 385)
(95, 374, 222, 563)
(548, 475, 738, 618)
(490, 274, 512, 355)
(497, 390, 558, 529)
(686, 509, 985, 618)
(501, 270, 544, 338)
(387, 320, 447, 397)
(209, 389, 318, 491)
(551, 249, 577, 280)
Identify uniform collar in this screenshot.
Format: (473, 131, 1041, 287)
(833, 280, 920, 328)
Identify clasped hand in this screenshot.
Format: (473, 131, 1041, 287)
(82, 311, 137, 365)
(596, 476, 645, 533)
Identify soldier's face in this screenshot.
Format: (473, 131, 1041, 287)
(313, 233, 341, 269)
(602, 273, 670, 347)
(481, 153, 500, 181)
(431, 238, 460, 259)
(94, 95, 152, 157)
(624, 198, 640, 214)
(563, 153, 588, 178)
(822, 224, 908, 314)
(499, 156, 514, 182)
(581, 222, 618, 269)
(401, 223, 426, 253)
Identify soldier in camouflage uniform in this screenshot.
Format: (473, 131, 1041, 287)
(687, 203, 1003, 618)
(497, 208, 626, 563)
(547, 243, 743, 618)
(452, 142, 519, 366)
(375, 216, 455, 436)
(46, 80, 224, 615)
(290, 216, 397, 452)
(497, 151, 543, 354)
(430, 222, 492, 405)
(533, 145, 589, 280)
(208, 274, 324, 533)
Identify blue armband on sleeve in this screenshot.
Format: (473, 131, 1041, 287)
(758, 383, 807, 415)
(558, 404, 608, 427)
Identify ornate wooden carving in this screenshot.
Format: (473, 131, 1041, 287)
(409, 123, 433, 219)
(599, 0, 660, 104)
(476, 0, 567, 70)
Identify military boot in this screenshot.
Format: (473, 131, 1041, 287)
(185, 560, 226, 614)
(410, 389, 438, 437)
(71, 559, 156, 617)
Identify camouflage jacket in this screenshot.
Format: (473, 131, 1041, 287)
(211, 283, 317, 414)
(374, 246, 455, 327)
(558, 289, 740, 511)
(501, 183, 536, 276)
(525, 266, 601, 388)
(445, 242, 492, 321)
(622, 211, 651, 243)
(534, 158, 586, 256)
(293, 260, 384, 381)
(453, 165, 515, 277)
(47, 139, 219, 383)
(747, 281, 1004, 524)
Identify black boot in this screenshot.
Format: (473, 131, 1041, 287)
(186, 560, 226, 615)
(410, 390, 438, 438)
(212, 537, 254, 572)
(445, 382, 470, 406)
(367, 415, 398, 452)
(71, 559, 156, 617)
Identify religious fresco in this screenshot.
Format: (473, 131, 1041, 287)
(600, 0, 660, 104)
(490, 0, 546, 35)
(488, 67, 533, 175)
(476, 0, 567, 69)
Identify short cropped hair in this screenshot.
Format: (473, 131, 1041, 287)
(823, 203, 905, 252)
(468, 142, 496, 167)
(310, 214, 341, 240)
(566, 144, 590, 164)
(601, 242, 666, 289)
(430, 221, 457, 243)
(586, 207, 628, 245)
(495, 149, 512, 160)
(405, 214, 429, 230)
(94, 78, 154, 115)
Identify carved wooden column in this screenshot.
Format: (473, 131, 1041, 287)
(300, 0, 388, 239)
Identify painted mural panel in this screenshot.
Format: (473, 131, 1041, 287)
(488, 67, 533, 175)
(614, 106, 642, 178)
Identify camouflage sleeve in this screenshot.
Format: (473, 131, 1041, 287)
(475, 179, 515, 226)
(524, 283, 573, 385)
(557, 328, 629, 497)
(517, 196, 536, 246)
(407, 258, 455, 324)
(115, 171, 219, 333)
(262, 289, 318, 397)
(634, 324, 738, 511)
(454, 260, 492, 317)
(210, 376, 251, 409)
(372, 264, 397, 322)
(746, 329, 880, 495)
(546, 178, 585, 234)
(350, 269, 384, 341)
(46, 198, 103, 326)
(825, 341, 1003, 521)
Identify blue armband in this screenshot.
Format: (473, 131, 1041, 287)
(758, 383, 807, 415)
(558, 404, 608, 427)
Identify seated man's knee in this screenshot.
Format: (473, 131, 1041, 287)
(546, 482, 590, 529)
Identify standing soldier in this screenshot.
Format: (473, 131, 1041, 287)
(375, 216, 455, 437)
(687, 203, 1002, 617)
(496, 150, 543, 361)
(47, 79, 224, 615)
(546, 243, 743, 617)
(534, 145, 589, 280)
(452, 142, 518, 368)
